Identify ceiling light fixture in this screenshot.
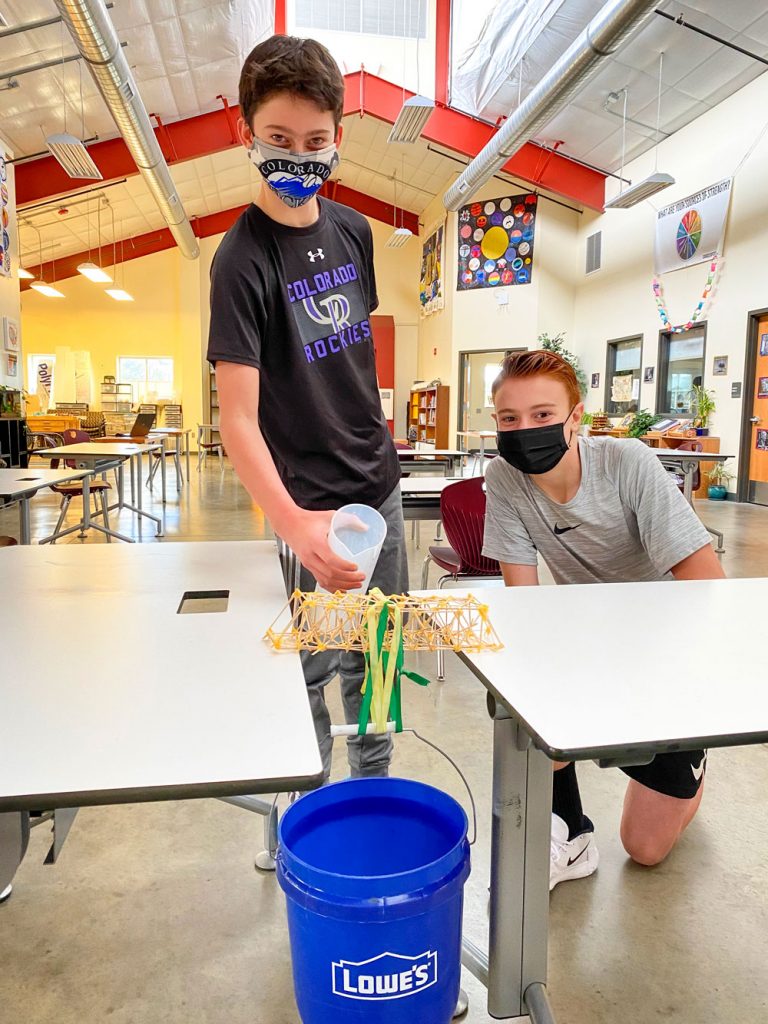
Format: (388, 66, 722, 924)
(105, 213, 134, 301)
(605, 54, 674, 211)
(388, 95, 434, 144)
(18, 267, 34, 279)
(29, 281, 65, 298)
(45, 35, 101, 180)
(385, 166, 413, 248)
(77, 199, 112, 282)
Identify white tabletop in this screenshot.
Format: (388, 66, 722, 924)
(0, 541, 322, 811)
(0, 468, 90, 498)
(653, 450, 733, 462)
(148, 427, 191, 436)
(36, 443, 153, 459)
(433, 579, 768, 762)
(456, 431, 496, 438)
(397, 448, 465, 458)
(399, 477, 464, 495)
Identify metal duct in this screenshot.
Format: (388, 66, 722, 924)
(443, 0, 660, 211)
(53, 0, 199, 259)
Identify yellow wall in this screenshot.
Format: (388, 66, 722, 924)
(21, 210, 422, 434)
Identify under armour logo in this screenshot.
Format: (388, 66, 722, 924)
(307, 248, 325, 262)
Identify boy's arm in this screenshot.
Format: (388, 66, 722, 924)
(216, 361, 365, 592)
(671, 544, 726, 581)
(500, 563, 540, 586)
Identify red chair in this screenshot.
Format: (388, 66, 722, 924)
(421, 477, 502, 679)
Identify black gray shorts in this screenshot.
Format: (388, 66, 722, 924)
(620, 749, 707, 800)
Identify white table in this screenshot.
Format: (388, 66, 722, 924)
(653, 449, 733, 504)
(148, 427, 192, 485)
(0, 541, 322, 894)
(0, 468, 91, 544)
(397, 448, 466, 476)
(35, 442, 163, 540)
(399, 476, 463, 521)
(433, 579, 768, 1023)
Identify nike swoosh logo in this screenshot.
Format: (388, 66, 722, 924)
(691, 755, 707, 782)
(567, 841, 590, 866)
(554, 523, 581, 536)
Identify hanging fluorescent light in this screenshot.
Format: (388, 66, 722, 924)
(388, 95, 434, 144)
(604, 171, 675, 209)
(18, 267, 34, 279)
(77, 261, 112, 283)
(105, 287, 134, 301)
(386, 226, 413, 248)
(45, 132, 102, 180)
(29, 280, 65, 298)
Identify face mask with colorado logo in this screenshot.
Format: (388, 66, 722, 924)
(249, 139, 340, 208)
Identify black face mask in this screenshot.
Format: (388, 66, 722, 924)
(497, 411, 576, 475)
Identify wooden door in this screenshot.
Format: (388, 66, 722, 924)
(371, 315, 395, 435)
(748, 316, 768, 505)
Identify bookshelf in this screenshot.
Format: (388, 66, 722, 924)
(408, 385, 449, 448)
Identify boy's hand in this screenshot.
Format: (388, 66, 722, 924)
(281, 509, 366, 592)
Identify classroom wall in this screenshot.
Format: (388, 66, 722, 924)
(571, 69, 768, 487)
(21, 211, 421, 433)
(0, 138, 21, 390)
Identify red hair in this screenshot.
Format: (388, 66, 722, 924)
(492, 349, 581, 408)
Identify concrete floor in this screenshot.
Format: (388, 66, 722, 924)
(1, 462, 768, 1024)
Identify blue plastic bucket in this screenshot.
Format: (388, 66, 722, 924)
(277, 777, 471, 1024)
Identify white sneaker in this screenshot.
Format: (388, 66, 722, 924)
(0, 884, 12, 904)
(550, 813, 598, 891)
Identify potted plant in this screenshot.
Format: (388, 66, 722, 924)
(627, 410, 658, 438)
(689, 385, 716, 436)
(539, 332, 588, 398)
(706, 462, 734, 500)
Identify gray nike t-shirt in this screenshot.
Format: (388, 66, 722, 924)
(482, 436, 711, 584)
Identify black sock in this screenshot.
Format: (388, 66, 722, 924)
(552, 762, 587, 839)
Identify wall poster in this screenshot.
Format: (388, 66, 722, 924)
(0, 153, 10, 278)
(457, 193, 537, 291)
(420, 223, 444, 316)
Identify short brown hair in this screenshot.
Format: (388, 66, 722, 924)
(492, 349, 582, 408)
(239, 35, 345, 129)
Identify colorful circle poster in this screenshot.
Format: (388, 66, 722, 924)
(457, 193, 537, 291)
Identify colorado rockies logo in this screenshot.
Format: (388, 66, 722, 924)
(303, 293, 351, 333)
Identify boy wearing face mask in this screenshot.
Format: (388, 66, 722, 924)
(206, 35, 406, 781)
(482, 350, 725, 890)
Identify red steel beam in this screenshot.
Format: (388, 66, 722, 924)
(16, 71, 605, 210)
(274, 0, 287, 35)
(20, 184, 419, 289)
(435, 0, 451, 108)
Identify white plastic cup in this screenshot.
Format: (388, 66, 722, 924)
(317, 503, 387, 595)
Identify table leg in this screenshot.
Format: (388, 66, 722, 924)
(462, 702, 554, 1021)
(175, 435, 183, 488)
(0, 812, 29, 900)
(160, 440, 167, 503)
(18, 497, 31, 544)
(184, 433, 191, 482)
(683, 463, 695, 505)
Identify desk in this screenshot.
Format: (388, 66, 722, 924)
(398, 448, 465, 476)
(35, 443, 163, 541)
(0, 468, 91, 543)
(399, 476, 462, 521)
(433, 579, 768, 1022)
(149, 427, 192, 484)
(95, 434, 170, 504)
(653, 449, 733, 505)
(0, 541, 323, 894)
(26, 415, 80, 434)
(591, 432, 722, 499)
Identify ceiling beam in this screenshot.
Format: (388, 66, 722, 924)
(15, 71, 605, 211)
(435, 0, 451, 108)
(20, 182, 420, 288)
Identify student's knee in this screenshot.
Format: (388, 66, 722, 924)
(619, 823, 676, 866)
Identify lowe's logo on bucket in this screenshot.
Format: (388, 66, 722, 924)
(331, 951, 438, 1000)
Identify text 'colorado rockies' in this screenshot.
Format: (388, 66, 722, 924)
(287, 257, 373, 364)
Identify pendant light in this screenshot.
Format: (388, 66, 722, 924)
(29, 226, 64, 298)
(77, 199, 112, 282)
(18, 267, 34, 279)
(105, 211, 134, 301)
(385, 165, 412, 248)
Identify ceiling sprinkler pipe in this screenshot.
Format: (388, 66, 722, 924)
(443, 0, 659, 211)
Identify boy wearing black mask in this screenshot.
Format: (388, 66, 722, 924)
(482, 349, 725, 890)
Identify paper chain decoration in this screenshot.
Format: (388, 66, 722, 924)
(652, 256, 718, 334)
(264, 588, 503, 736)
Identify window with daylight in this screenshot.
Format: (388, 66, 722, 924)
(117, 357, 175, 403)
(605, 336, 642, 416)
(295, 0, 427, 37)
(657, 328, 706, 416)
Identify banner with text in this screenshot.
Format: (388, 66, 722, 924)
(654, 178, 732, 275)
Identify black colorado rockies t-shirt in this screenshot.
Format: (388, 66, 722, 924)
(207, 199, 400, 511)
